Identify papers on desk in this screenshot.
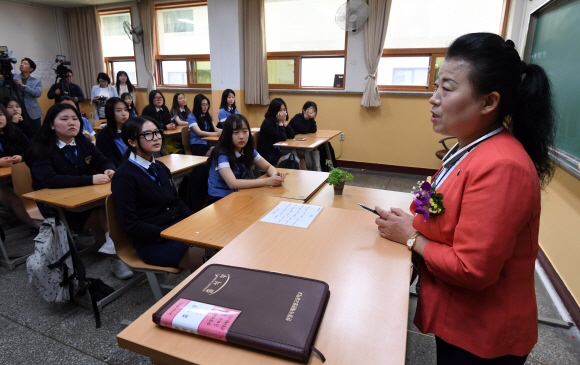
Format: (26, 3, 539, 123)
(260, 202, 322, 228)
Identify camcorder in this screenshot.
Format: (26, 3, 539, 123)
(98, 95, 107, 106)
(0, 46, 17, 84)
(55, 55, 71, 79)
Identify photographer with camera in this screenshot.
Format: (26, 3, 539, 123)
(47, 69, 85, 109)
(0, 57, 43, 131)
(90, 72, 118, 120)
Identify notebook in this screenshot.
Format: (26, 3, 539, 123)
(152, 264, 330, 363)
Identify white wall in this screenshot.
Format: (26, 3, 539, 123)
(0, 0, 70, 88)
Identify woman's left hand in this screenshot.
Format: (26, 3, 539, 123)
(104, 169, 115, 178)
(11, 155, 22, 164)
(166, 123, 176, 130)
(375, 206, 416, 244)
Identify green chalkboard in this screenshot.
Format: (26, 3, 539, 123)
(527, 0, 580, 179)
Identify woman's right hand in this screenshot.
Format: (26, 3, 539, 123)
(266, 175, 284, 186)
(93, 174, 110, 185)
(0, 157, 13, 167)
(12, 114, 22, 124)
(216, 129, 223, 136)
(276, 110, 287, 124)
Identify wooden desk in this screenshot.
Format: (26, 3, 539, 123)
(242, 168, 328, 201)
(156, 154, 207, 181)
(294, 129, 341, 140)
(0, 167, 12, 184)
(308, 185, 414, 214)
(161, 193, 297, 250)
(202, 130, 259, 143)
(273, 138, 327, 150)
(22, 157, 204, 211)
(119, 206, 411, 365)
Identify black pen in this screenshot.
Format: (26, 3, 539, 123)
(357, 203, 380, 216)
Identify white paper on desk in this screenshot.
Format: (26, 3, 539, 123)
(260, 202, 322, 228)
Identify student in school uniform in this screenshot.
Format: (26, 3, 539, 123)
(25, 103, 133, 280)
(121, 92, 138, 118)
(217, 89, 239, 129)
(169, 93, 190, 127)
(2, 96, 38, 139)
(59, 96, 96, 145)
(140, 90, 176, 131)
(111, 116, 205, 269)
(207, 114, 286, 205)
(90, 72, 118, 120)
(187, 94, 221, 157)
(257, 98, 295, 167)
(0, 103, 40, 230)
(96, 98, 130, 168)
(288, 101, 318, 170)
(115, 71, 136, 102)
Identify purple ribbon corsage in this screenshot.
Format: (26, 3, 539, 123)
(413, 181, 445, 222)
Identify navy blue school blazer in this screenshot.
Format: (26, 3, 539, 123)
(96, 127, 124, 168)
(111, 160, 192, 248)
(28, 136, 116, 191)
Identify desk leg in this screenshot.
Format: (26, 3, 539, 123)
(324, 142, 333, 169)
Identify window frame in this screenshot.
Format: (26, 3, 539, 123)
(264, 0, 348, 91)
(154, 1, 211, 89)
(378, 0, 511, 92)
(99, 8, 138, 86)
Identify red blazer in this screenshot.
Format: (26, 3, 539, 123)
(413, 130, 540, 358)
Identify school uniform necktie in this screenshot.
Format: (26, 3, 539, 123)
(157, 110, 164, 123)
(61, 145, 78, 164)
(147, 163, 162, 186)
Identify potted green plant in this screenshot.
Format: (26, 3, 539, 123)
(327, 163, 353, 195)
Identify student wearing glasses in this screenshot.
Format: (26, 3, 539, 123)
(140, 90, 176, 131)
(90, 72, 118, 120)
(111, 116, 205, 270)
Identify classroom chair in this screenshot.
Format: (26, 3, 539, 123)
(94, 119, 106, 128)
(105, 195, 182, 301)
(181, 126, 192, 155)
(12, 162, 44, 222)
(0, 163, 43, 270)
(435, 137, 457, 160)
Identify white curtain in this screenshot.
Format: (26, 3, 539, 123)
(137, 0, 157, 93)
(243, 0, 270, 105)
(361, 0, 392, 108)
(63, 6, 105, 98)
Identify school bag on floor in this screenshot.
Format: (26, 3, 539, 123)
(26, 211, 112, 328)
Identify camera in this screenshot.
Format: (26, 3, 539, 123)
(0, 46, 17, 83)
(55, 55, 71, 79)
(98, 95, 107, 106)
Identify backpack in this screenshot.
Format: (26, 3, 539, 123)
(278, 153, 300, 170)
(26, 212, 111, 328)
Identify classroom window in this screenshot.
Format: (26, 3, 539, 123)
(155, 3, 211, 87)
(379, 0, 509, 91)
(100, 9, 137, 85)
(264, 0, 346, 89)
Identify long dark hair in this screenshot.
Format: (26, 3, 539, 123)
(115, 71, 135, 95)
(26, 103, 83, 165)
(0, 103, 25, 155)
(192, 94, 214, 131)
(171, 93, 191, 120)
(121, 92, 138, 116)
(121, 116, 164, 160)
(302, 101, 317, 113)
(104, 97, 129, 138)
(446, 32, 555, 187)
(210, 114, 255, 170)
(220, 89, 237, 111)
(264, 98, 288, 121)
(147, 90, 171, 125)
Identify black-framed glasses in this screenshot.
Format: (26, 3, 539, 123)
(140, 129, 163, 141)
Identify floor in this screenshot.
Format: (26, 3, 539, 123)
(0, 168, 578, 364)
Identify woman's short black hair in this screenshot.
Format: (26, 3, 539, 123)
(97, 72, 111, 84)
(264, 98, 288, 121)
(121, 116, 164, 160)
(26, 103, 83, 165)
(220, 89, 237, 111)
(0, 103, 24, 155)
(148, 89, 165, 106)
(210, 113, 254, 171)
(446, 32, 555, 186)
(302, 101, 317, 112)
(104, 97, 129, 138)
(192, 94, 213, 127)
(1, 96, 21, 110)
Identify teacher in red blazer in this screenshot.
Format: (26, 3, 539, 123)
(375, 33, 556, 365)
